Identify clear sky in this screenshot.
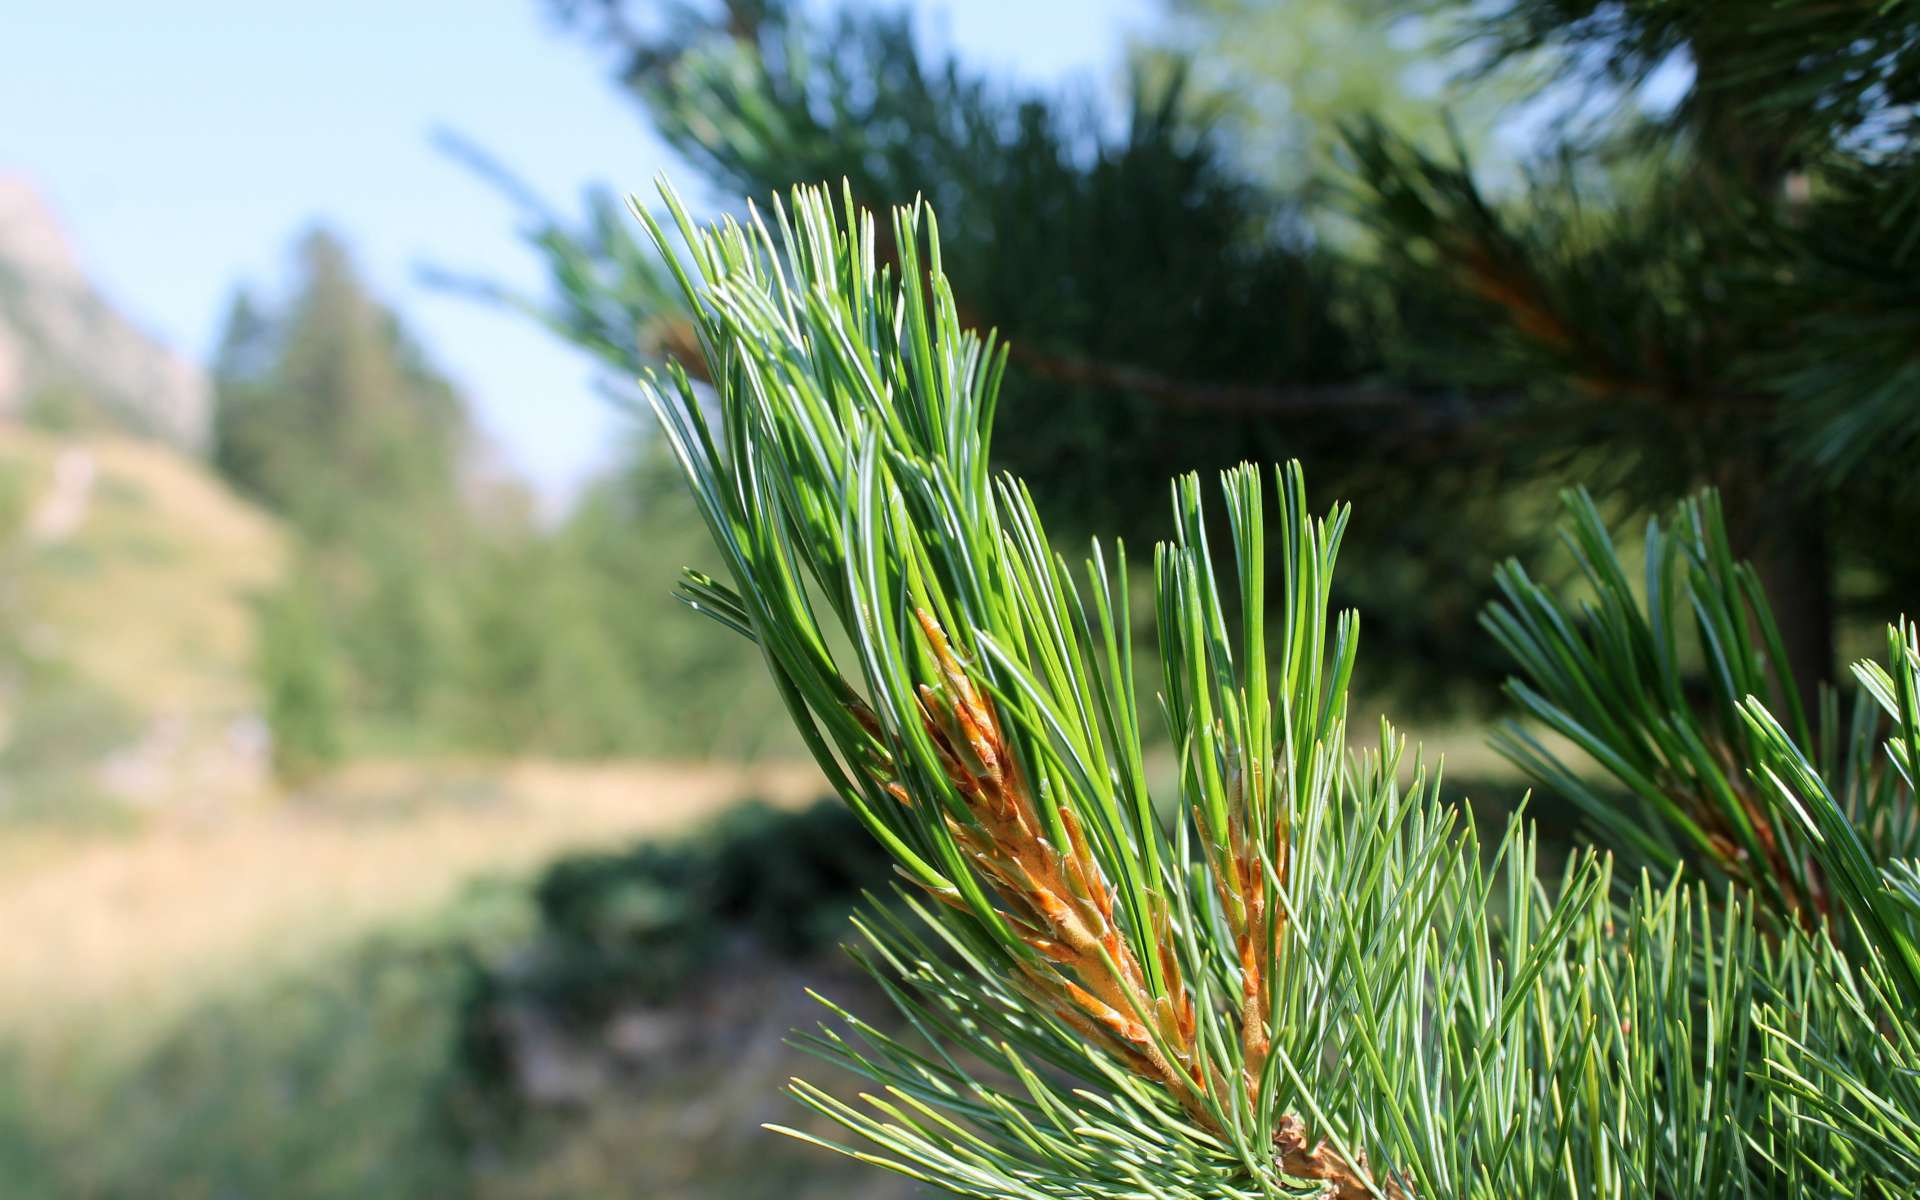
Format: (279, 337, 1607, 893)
(0, 0, 1151, 503)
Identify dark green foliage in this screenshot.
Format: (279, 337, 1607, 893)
(1158, 0, 1526, 182)
(1461, 0, 1920, 156)
(469, 0, 1551, 710)
(499, 0, 1920, 718)
(462, 799, 889, 1034)
(1345, 0, 1920, 696)
(535, 1, 1385, 530)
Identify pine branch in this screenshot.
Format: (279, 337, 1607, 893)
(630, 176, 1847, 1198)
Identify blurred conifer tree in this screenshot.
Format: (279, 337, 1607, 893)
(213, 231, 468, 543)
(1343, 0, 1920, 702)
(491, 0, 1917, 710)
(212, 232, 477, 748)
(481, 0, 1530, 708)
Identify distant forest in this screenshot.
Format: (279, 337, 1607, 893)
(211, 229, 792, 778)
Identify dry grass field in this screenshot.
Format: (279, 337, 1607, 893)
(0, 757, 823, 1048)
(0, 754, 834, 1199)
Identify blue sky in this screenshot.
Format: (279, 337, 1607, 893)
(1, 1, 1152, 502)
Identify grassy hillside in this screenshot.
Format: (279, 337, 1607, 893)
(0, 424, 286, 818)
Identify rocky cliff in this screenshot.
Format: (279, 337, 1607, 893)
(0, 176, 210, 450)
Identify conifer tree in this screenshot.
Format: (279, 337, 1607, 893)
(1344, 0, 1920, 702)
(213, 229, 470, 544)
(477, 0, 1537, 705)
(213, 230, 475, 750)
(501, 0, 1920, 711)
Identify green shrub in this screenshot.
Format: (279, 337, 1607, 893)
(256, 574, 343, 784)
(454, 799, 892, 1095)
(472, 797, 887, 1003)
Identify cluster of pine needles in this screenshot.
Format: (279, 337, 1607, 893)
(636, 179, 1920, 1199)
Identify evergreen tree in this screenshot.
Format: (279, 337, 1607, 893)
(1344, 0, 1920, 703)
(497, 0, 1919, 714)
(209, 287, 279, 497)
(212, 229, 468, 544)
(554, 447, 802, 758)
(476, 0, 1533, 707)
(212, 230, 475, 757)
(214, 224, 807, 766)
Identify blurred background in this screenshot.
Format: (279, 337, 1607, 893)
(1, 0, 1914, 1195)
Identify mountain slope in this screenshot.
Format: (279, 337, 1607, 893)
(0, 426, 287, 814)
(0, 177, 210, 450)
